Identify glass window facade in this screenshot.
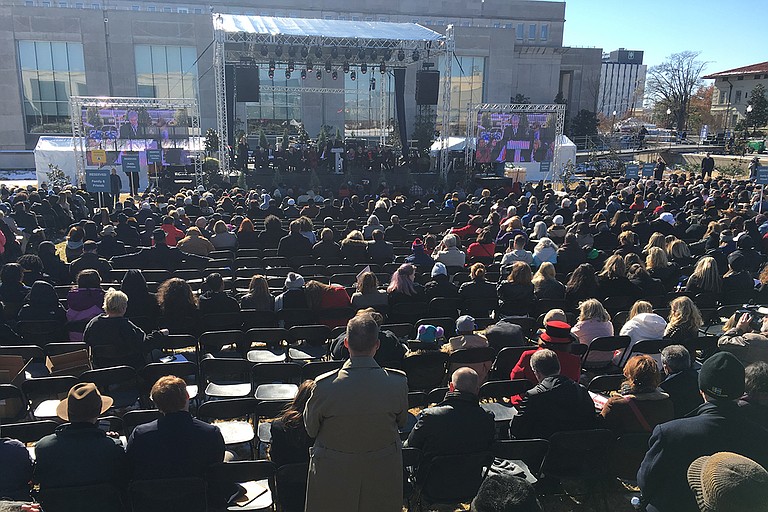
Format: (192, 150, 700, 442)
(541, 23, 549, 41)
(245, 67, 302, 135)
(135, 45, 198, 99)
(18, 40, 86, 134)
(436, 55, 485, 136)
(516, 23, 524, 40)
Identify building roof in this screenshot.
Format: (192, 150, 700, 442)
(214, 14, 444, 42)
(703, 61, 768, 79)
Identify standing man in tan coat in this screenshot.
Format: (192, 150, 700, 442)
(303, 312, 409, 512)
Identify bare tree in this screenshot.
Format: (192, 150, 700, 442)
(646, 51, 707, 131)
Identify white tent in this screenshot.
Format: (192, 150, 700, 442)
(34, 136, 77, 186)
(554, 134, 577, 174)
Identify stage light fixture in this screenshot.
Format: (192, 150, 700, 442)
(350, 70, 356, 81)
(343, 62, 350, 73)
(332, 70, 338, 80)
(357, 48, 366, 60)
(383, 49, 393, 60)
(412, 49, 420, 61)
(325, 60, 332, 73)
(306, 59, 313, 71)
(370, 77, 376, 90)
(288, 60, 295, 72)
(285, 70, 291, 79)
(369, 48, 377, 60)
(301, 69, 307, 80)
(360, 62, 367, 74)
(397, 49, 405, 62)
(316, 69, 322, 80)
(330, 46, 338, 58)
(314, 46, 322, 58)
(345, 48, 354, 59)
(288, 46, 297, 57)
(260, 45, 269, 56)
(269, 59, 276, 71)
(380, 62, 386, 74)
(274, 45, 283, 57)
(268, 69, 274, 79)
(301, 46, 309, 58)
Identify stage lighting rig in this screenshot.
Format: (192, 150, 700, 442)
(332, 70, 338, 80)
(300, 70, 307, 80)
(314, 46, 323, 58)
(316, 69, 322, 80)
(350, 70, 356, 81)
(269, 59, 276, 71)
(345, 48, 354, 60)
(274, 45, 283, 57)
(268, 69, 274, 79)
(285, 70, 291, 79)
(288, 60, 295, 72)
(325, 60, 332, 73)
(361, 62, 367, 74)
(288, 46, 297, 57)
(306, 60, 313, 71)
(384, 49, 393, 60)
(301, 46, 309, 58)
(369, 48, 377, 60)
(412, 49, 420, 61)
(397, 49, 405, 61)
(343, 62, 350, 73)
(330, 46, 339, 58)
(379, 62, 386, 74)
(357, 48, 366, 60)
(260, 45, 268, 56)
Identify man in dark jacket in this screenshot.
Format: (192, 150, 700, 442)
(198, 273, 240, 317)
(367, 229, 394, 264)
(277, 219, 312, 257)
(34, 383, 127, 492)
(510, 349, 597, 439)
(405, 367, 495, 470)
(423, 262, 459, 301)
(69, 240, 112, 281)
(109, 168, 122, 209)
(484, 316, 526, 350)
(112, 230, 208, 272)
(384, 215, 411, 242)
(126, 376, 229, 504)
(659, 345, 703, 418)
(638, 352, 768, 512)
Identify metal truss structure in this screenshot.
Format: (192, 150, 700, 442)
(212, 13, 453, 176)
(464, 103, 566, 181)
(69, 96, 203, 187)
(439, 25, 455, 181)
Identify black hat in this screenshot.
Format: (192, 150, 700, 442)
(699, 352, 745, 400)
(153, 228, 166, 245)
(727, 252, 746, 271)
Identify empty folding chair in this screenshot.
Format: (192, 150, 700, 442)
(79, 366, 141, 410)
(0, 419, 58, 444)
(287, 325, 332, 362)
(197, 397, 258, 455)
(300, 360, 343, 381)
(244, 328, 288, 364)
(22, 375, 78, 419)
(493, 439, 550, 480)
(208, 460, 276, 511)
(0, 384, 28, 423)
(200, 357, 253, 400)
(479, 379, 532, 424)
(129, 477, 206, 512)
(199, 330, 245, 357)
(412, 451, 494, 511)
(252, 363, 300, 401)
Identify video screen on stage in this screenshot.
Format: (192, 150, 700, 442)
(475, 111, 557, 164)
(85, 149, 191, 167)
(81, 106, 192, 149)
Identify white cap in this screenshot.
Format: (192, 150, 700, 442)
(553, 215, 564, 226)
(659, 212, 675, 225)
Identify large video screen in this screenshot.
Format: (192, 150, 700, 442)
(475, 111, 557, 164)
(81, 106, 192, 150)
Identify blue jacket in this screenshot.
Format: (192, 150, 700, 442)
(638, 400, 768, 512)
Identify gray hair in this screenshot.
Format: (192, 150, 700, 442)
(346, 312, 380, 354)
(530, 348, 560, 377)
(661, 345, 691, 373)
(103, 288, 128, 316)
(745, 361, 768, 396)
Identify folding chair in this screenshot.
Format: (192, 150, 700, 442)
(39, 483, 126, 512)
(201, 313, 244, 333)
(199, 330, 245, 357)
(479, 379, 531, 426)
(426, 387, 449, 405)
(0, 384, 28, 423)
(411, 451, 494, 511)
(300, 360, 343, 381)
(0, 344, 47, 378)
(587, 374, 625, 394)
(275, 463, 309, 512)
(241, 310, 278, 329)
(610, 432, 651, 484)
(427, 298, 463, 319)
(414, 317, 457, 340)
(139, 361, 199, 404)
(200, 357, 253, 400)
(15, 321, 65, 347)
(123, 409, 163, 437)
(287, 325, 332, 362)
(197, 397, 258, 454)
(0, 419, 58, 444)
(402, 351, 448, 392)
(489, 346, 530, 380)
(22, 375, 78, 419)
(277, 308, 318, 329)
(581, 336, 631, 373)
(389, 302, 429, 325)
(128, 478, 206, 512)
(254, 399, 291, 456)
(380, 323, 414, 340)
(209, 461, 276, 512)
(252, 363, 300, 401)
(461, 298, 498, 319)
(494, 439, 550, 479)
(244, 328, 288, 364)
(79, 366, 141, 410)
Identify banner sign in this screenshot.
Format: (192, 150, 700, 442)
(90, 149, 107, 165)
(757, 167, 768, 185)
(146, 149, 163, 163)
(85, 170, 110, 193)
(122, 153, 140, 173)
(642, 163, 655, 177)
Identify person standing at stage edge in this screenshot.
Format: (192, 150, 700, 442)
(109, 168, 122, 209)
(303, 312, 409, 512)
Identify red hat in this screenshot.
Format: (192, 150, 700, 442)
(539, 321, 574, 344)
(412, 238, 424, 250)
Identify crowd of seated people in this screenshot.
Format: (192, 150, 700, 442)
(1, 169, 768, 510)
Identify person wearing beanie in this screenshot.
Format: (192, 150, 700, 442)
(404, 238, 435, 270)
(423, 262, 459, 301)
(638, 352, 768, 512)
(687, 452, 768, 512)
(275, 272, 307, 312)
(442, 315, 491, 383)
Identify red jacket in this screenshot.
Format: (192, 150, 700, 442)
(318, 285, 352, 328)
(510, 347, 582, 404)
(161, 224, 185, 247)
(451, 224, 479, 240)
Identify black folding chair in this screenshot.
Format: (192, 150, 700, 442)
(411, 451, 494, 511)
(40, 483, 126, 512)
(208, 461, 276, 512)
(129, 478, 206, 512)
(494, 439, 550, 479)
(402, 351, 448, 392)
(79, 366, 141, 410)
(0, 384, 28, 423)
(274, 462, 309, 512)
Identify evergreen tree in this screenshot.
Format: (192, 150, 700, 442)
(258, 127, 269, 149)
(746, 84, 768, 135)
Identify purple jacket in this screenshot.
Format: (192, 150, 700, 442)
(66, 288, 104, 341)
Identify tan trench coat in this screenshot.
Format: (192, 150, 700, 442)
(303, 356, 409, 512)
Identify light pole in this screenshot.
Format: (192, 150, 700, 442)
(666, 108, 672, 129)
(612, 110, 617, 133)
(747, 104, 754, 137)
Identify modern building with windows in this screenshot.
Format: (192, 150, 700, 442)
(597, 48, 646, 118)
(704, 61, 768, 133)
(0, 0, 602, 170)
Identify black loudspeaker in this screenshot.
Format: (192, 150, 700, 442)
(235, 66, 260, 102)
(415, 70, 440, 105)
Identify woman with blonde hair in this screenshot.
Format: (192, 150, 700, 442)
(240, 275, 275, 311)
(685, 256, 722, 295)
(643, 232, 667, 257)
(531, 221, 548, 241)
(664, 296, 703, 342)
(702, 221, 723, 251)
(532, 262, 566, 300)
(597, 254, 640, 300)
(209, 219, 238, 250)
(351, 272, 388, 310)
(497, 261, 534, 316)
(340, 230, 370, 263)
(667, 239, 695, 267)
(572, 298, 614, 349)
(458, 262, 496, 301)
(646, 246, 681, 291)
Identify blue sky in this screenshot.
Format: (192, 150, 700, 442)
(562, 0, 766, 77)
